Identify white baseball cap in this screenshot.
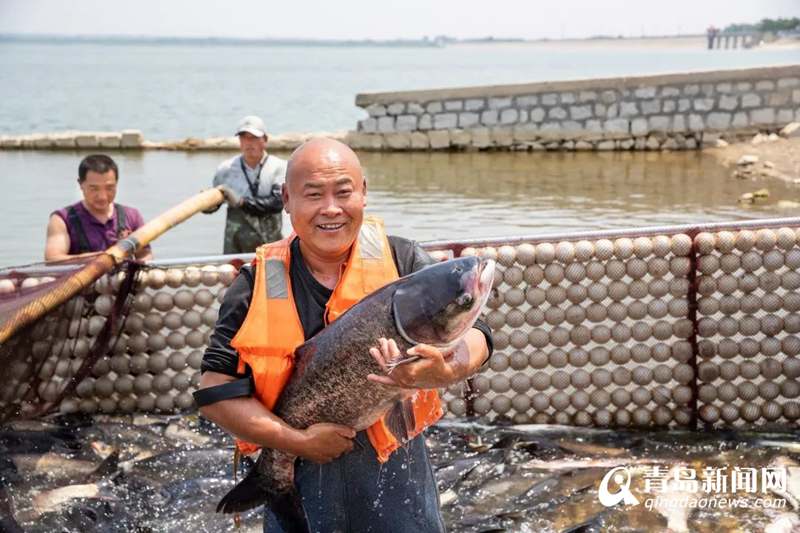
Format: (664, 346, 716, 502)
(236, 115, 267, 138)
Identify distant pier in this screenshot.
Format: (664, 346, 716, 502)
(706, 30, 761, 50)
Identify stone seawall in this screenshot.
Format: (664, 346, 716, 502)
(3, 66, 797, 153)
(0, 130, 347, 151)
(347, 65, 800, 151)
(0, 130, 148, 150)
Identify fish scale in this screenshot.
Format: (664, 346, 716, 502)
(216, 256, 495, 533)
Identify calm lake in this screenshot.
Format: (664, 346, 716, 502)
(1, 38, 798, 138)
(2, 148, 798, 266)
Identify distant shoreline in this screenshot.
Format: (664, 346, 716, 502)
(0, 32, 713, 49)
(4, 33, 795, 50)
(4, 33, 796, 50)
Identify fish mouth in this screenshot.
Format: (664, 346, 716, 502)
(470, 258, 494, 317)
(477, 258, 495, 296)
(438, 257, 495, 345)
(464, 258, 495, 303)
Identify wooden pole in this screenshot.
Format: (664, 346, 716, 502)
(0, 187, 225, 344)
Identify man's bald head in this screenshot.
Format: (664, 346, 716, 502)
(281, 138, 368, 261)
(286, 138, 364, 189)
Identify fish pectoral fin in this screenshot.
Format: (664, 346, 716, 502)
(385, 355, 421, 374)
(384, 398, 417, 443)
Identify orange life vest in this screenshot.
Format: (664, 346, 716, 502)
(230, 216, 442, 462)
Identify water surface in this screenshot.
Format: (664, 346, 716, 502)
(2, 149, 799, 266)
(1, 39, 798, 138)
(3, 416, 798, 532)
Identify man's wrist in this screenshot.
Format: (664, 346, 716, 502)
(446, 359, 470, 385)
(282, 426, 307, 456)
(447, 340, 474, 383)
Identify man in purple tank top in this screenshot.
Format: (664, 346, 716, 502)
(45, 154, 153, 262)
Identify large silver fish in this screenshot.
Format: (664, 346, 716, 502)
(216, 256, 495, 532)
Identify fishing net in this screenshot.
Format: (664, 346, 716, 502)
(3, 218, 800, 430)
(0, 256, 245, 424)
(0, 189, 231, 424)
(0, 257, 142, 423)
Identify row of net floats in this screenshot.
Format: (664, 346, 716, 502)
(8, 225, 800, 427)
(433, 226, 800, 427)
(10, 264, 237, 416)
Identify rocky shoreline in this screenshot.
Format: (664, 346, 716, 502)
(708, 122, 800, 184)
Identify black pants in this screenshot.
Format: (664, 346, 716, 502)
(264, 431, 446, 533)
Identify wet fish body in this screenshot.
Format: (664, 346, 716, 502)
(769, 456, 800, 511)
(216, 256, 495, 532)
(555, 439, 628, 457)
(521, 458, 667, 471)
(759, 440, 800, 454)
(31, 482, 113, 516)
(121, 448, 231, 485)
(764, 512, 800, 533)
(28, 498, 137, 533)
(10, 453, 97, 478)
(0, 427, 80, 454)
(653, 465, 700, 533)
(4, 415, 800, 532)
(436, 452, 501, 492)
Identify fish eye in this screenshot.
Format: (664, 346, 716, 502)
(457, 293, 473, 306)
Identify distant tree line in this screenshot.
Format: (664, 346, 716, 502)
(724, 17, 800, 33)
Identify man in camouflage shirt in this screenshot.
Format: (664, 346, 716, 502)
(210, 116, 287, 253)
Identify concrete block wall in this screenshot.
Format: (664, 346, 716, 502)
(347, 65, 800, 151)
(0, 130, 348, 152)
(0, 130, 145, 150)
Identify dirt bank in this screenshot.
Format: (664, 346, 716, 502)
(707, 134, 800, 183)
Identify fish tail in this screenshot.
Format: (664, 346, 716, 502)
(216, 467, 266, 513)
(217, 471, 309, 532)
(268, 487, 310, 533)
(217, 450, 310, 533)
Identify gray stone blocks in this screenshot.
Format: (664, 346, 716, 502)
(433, 113, 457, 130)
(11, 68, 797, 155)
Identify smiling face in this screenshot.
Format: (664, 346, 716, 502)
(283, 139, 367, 261)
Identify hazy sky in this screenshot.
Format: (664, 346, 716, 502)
(1, 0, 799, 40)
